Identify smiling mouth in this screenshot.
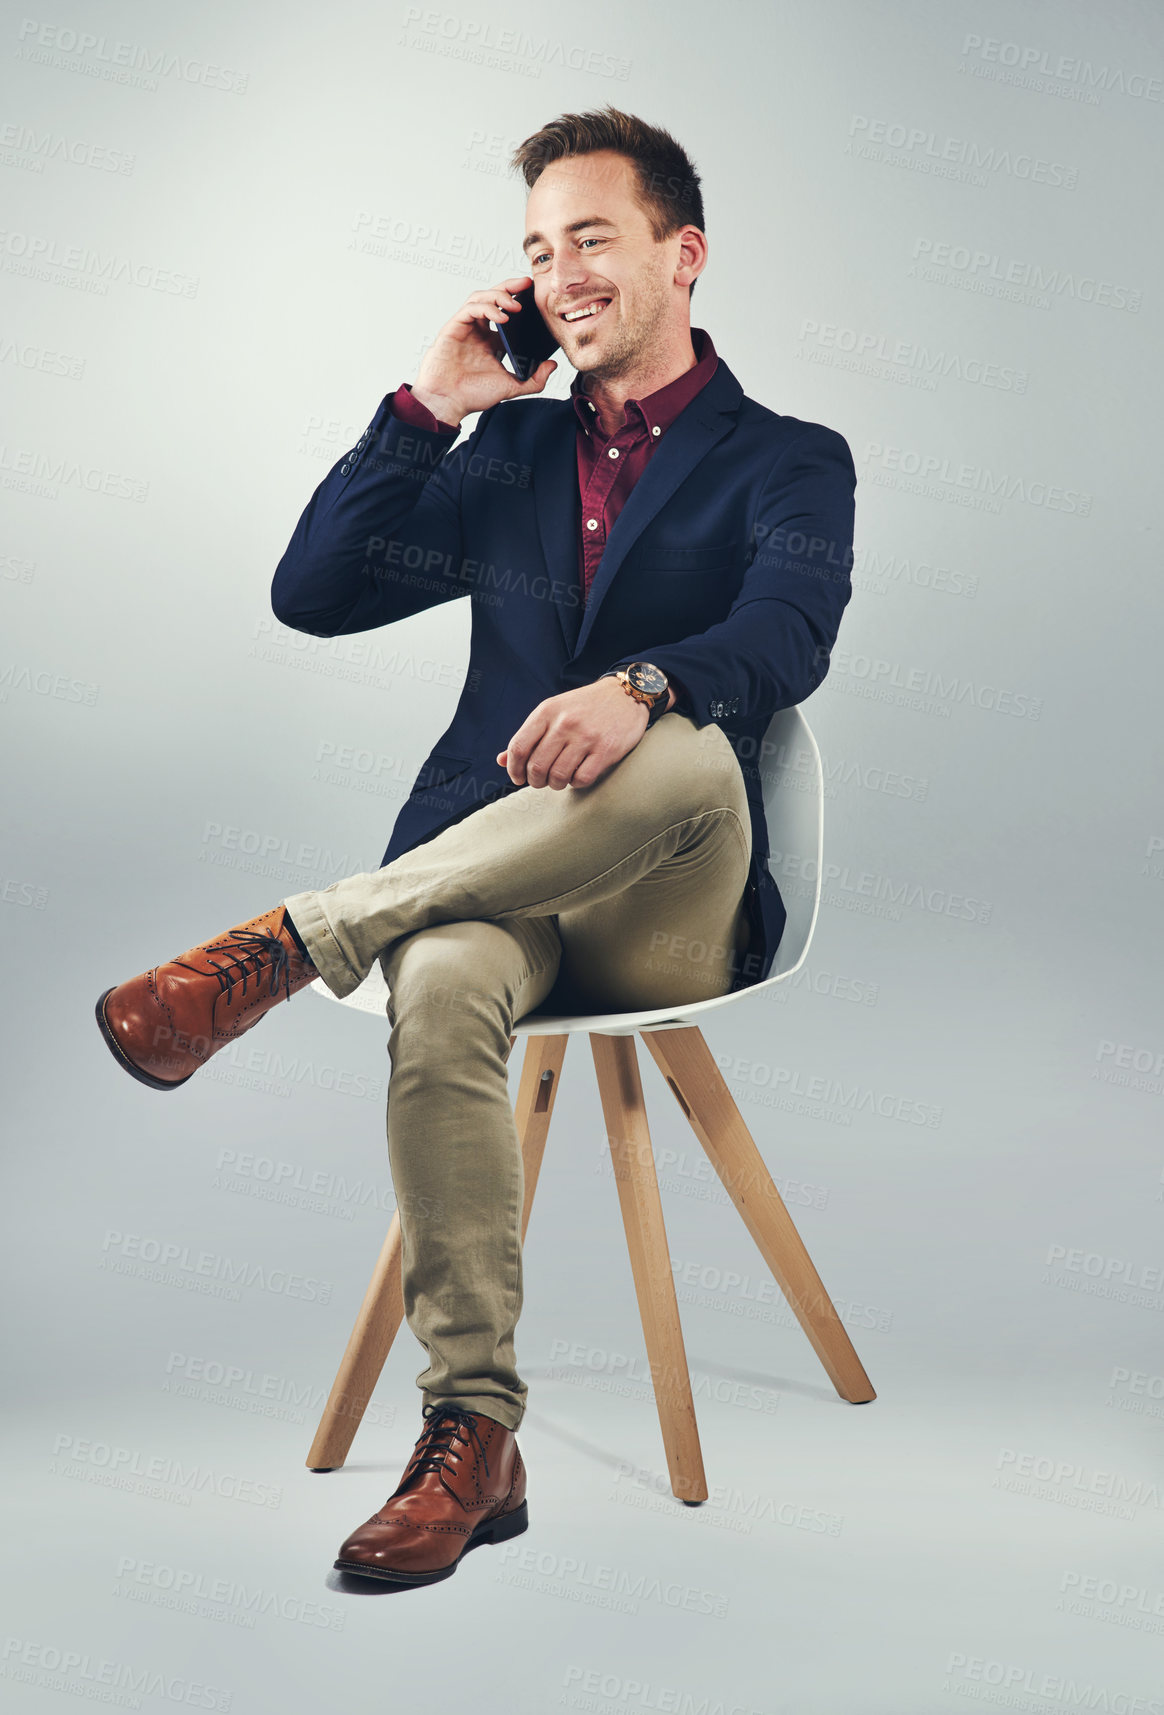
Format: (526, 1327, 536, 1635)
(560, 297, 612, 324)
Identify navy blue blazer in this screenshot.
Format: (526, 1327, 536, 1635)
(271, 353, 857, 991)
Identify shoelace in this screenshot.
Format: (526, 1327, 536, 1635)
(401, 1406, 491, 1488)
(205, 928, 294, 1005)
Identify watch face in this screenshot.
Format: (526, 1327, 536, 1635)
(627, 662, 667, 696)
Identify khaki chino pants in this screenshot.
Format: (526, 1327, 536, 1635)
(281, 712, 754, 1431)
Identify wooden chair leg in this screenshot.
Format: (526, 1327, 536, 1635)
(306, 1212, 405, 1469)
(642, 1027, 876, 1404)
(305, 1031, 570, 1470)
(515, 1034, 569, 1240)
(590, 1033, 709, 1504)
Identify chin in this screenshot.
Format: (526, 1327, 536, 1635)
(573, 326, 625, 366)
(570, 345, 604, 372)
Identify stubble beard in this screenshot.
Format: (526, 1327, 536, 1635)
(571, 273, 670, 385)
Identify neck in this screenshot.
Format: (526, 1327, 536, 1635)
(580, 326, 699, 435)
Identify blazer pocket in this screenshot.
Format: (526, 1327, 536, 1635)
(411, 750, 472, 793)
(635, 543, 741, 573)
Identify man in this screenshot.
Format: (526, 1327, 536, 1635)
(95, 105, 857, 1587)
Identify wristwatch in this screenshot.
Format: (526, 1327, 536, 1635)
(600, 661, 671, 728)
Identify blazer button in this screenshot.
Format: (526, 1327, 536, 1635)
(340, 462, 351, 475)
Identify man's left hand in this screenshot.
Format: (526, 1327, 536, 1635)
(497, 677, 673, 790)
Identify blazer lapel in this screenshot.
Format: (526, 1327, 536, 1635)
(531, 358, 744, 661)
(531, 406, 584, 656)
(572, 359, 743, 659)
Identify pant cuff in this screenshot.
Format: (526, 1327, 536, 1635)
(280, 889, 362, 999)
(421, 1390, 525, 1435)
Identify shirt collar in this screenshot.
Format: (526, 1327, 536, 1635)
(571, 327, 718, 439)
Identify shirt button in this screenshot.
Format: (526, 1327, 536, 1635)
(586, 519, 599, 531)
(607, 448, 619, 459)
(651, 426, 661, 437)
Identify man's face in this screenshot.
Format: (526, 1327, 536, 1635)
(522, 150, 681, 380)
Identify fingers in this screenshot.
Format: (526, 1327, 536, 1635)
(529, 737, 582, 790)
(561, 752, 609, 790)
(510, 730, 565, 788)
(514, 357, 557, 395)
(508, 736, 605, 790)
(506, 734, 543, 786)
(478, 293, 520, 323)
(458, 281, 528, 326)
(503, 729, 551, 787)
(503, 687, 633, 789)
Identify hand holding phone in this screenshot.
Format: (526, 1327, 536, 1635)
(411, 276, 558, 426)
(494, 284, 560, 382)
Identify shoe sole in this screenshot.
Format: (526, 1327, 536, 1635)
(94, 988, 196, 1092)
(333, 1499, 529, 1586)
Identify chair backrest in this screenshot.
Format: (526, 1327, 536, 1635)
(311, 704, 825, 1033)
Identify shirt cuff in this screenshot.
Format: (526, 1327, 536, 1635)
(390, 383, 460, 435)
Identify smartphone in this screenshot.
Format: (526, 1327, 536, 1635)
(494, 284, 559, 382)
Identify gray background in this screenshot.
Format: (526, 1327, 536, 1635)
(3, 0, 1162, 1709)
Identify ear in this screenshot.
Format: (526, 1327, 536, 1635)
(675, 225, 707, 290)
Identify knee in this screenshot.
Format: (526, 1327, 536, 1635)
(648, 714, 750, 819)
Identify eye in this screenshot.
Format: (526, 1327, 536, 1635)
(531, 251, 550, 267)
(579, 237, 603, 249)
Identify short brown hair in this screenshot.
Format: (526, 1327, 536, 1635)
(511, 105, 704, 295)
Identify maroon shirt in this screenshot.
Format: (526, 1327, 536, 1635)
(388, 326, 720, 607)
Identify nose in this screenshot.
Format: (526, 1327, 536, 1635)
(544, 254, 593, 315)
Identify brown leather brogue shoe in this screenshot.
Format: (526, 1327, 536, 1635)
(334, 1405, 528, 1586)
(95, 904, 318, 1091)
